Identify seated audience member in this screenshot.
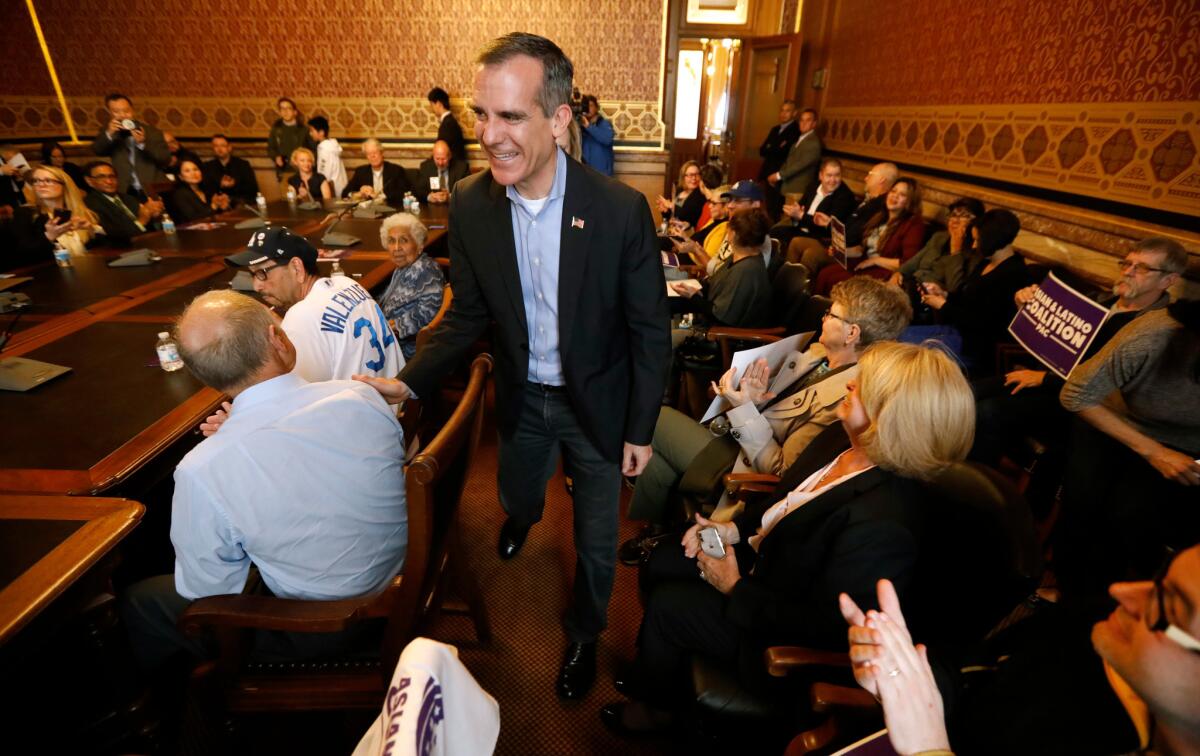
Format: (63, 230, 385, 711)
(4, 165, 98, 271)
(656, 160, 705, 230)
(308, 115, 348, 197)
(814, 177, 925, 295)
(919, 209, 1030, 374)
(377, 212, 445, 360)
(892, 196, 984, 294)
(41, 140, 86, 189)
(601, 341, 975, 734)
(267, 97, 314, 176)
(579, 94, 614, 177)
(418, 140, 469, 204)
(122, 290, 408, 671)
(0, 144, 31, 211)
(90, 93, 171, 197)
(691, 164, 724, 231)
(162, 132, 200, 177)
(668, 208, 773, 339)
(428, 86, 467, 162)
(287, 147, 332, 201)
(690, 184, 730, 248)
(843, 547, 1200, 756)
(972, 238, 1184, 465)
(621, 276, 912, 563)
(224, 227, 403, 382)
(83, 160, 164, 242)
(343, 138, 411, 201)
(794, 162, 898, 280)
(673, 181, 773, 275)
(773, 157, 856, 260)
(1057, 298, 1200, 604)
(171, 159, 230, 222)
(201, 134, 258, 206)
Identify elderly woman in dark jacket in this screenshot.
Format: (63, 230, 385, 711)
(601, 341, 976, 735)
(376, 212, 445, 359)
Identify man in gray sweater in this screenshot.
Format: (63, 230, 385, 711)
(1057, 295, 1200, 610)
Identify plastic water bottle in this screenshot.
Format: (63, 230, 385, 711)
(403, 192, 414, 213)
(155, 331, 184, 372)
(53, 244, 73, 268)
(256, 192, 267, 212)
(162, 213, 176, 235)
(286, 186, 297, 206)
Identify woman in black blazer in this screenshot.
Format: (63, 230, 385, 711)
(601, 341, 976, 735)
(171, 159, 230, 223)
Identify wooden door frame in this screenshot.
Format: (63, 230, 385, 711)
(728, 32, 804, 180)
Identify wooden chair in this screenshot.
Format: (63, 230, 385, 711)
(178, 354, 494, 714)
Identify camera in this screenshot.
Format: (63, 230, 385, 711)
(569, 88, 585, 122)
(120, 118, 138, 131)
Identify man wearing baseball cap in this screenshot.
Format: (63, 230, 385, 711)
(672, 180, 773, 276)
(223, 227, 403, 384)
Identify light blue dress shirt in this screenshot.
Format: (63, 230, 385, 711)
(171, 374, 408, 601)
(507, 148, 568, 385)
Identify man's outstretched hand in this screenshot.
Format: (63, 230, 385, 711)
(352, 375, 412, 405)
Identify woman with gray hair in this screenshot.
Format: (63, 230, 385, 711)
(377, 212, 445, 359)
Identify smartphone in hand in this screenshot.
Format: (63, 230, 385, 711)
(52, 208, 72, 224)
(698, 526, 726, 558)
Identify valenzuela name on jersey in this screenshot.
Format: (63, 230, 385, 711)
(320, 283, 373, 334)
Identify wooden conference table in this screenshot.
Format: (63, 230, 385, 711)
(0, 199, 449, 495)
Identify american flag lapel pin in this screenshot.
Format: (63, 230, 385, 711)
(571, 216, 585, 230)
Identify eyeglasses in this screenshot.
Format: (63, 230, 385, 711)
(249, 263, 280, 281)
(822, 307, 854, 326)
(1148, 549, 1200, 655)
(90, 173, 118, 180)
(1118, 259, 1168, 276)
(684, 171, 701, 178)
(947, 210, 976, 221)
(30, 178, 64, 186)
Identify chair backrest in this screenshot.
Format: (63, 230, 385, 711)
(414, 284, 452, 354)
(770, 263, 812, 330)
(380, 353, 492, 671)
(907, 461, 1042, 645)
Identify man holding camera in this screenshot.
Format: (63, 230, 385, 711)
(91, 93, 171, 197)
(579, 95, 614, 176)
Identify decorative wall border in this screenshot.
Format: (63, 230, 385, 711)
(823, 102, 1200, 218)
(0, 96, 665, 146)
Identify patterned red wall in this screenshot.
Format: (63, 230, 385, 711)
(825, 0, 1200, 107)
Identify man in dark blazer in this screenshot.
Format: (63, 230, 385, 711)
(428, 87, 467, 162)
(769, 156, 857, 257)
(415, 140, 469, 203)
(82, 160, 163, 243)
(202, 134, 259, 206)
(770, 107, 823, 204)
(360, 34, 670, 700)
(341, 138, 411, 201)
(758, 100, 799, 219)
(91, 94, 172, 198)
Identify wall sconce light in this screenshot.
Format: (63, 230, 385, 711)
(721, 38, 733, 48)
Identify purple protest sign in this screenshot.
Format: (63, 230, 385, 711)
(1008, 271, 1109, 379)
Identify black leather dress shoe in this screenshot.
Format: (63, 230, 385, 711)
(555, 641, 596, 699)
(497, 518, 531, 560)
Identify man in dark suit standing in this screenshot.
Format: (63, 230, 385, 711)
(428, 87, 467, 162)
(342, 138, 412, 201)
(82, 160, 164, 243)
(202, 134, 259, 206)
(416, 140, 469, 204)
(757, 100, 799, 219)
(91, 93, 172, 198)
(769, 107, 823, 209)
(360, 33, 670, 700)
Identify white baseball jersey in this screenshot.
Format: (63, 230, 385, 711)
(283, 275, 404, 383)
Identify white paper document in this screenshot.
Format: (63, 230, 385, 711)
(667, 279, 702, 297)
(700, 331, 814, 423)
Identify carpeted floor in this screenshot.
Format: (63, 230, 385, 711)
(420, 427, 680, 756)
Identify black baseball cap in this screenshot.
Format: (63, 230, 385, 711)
(225, 227, 317, 268)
